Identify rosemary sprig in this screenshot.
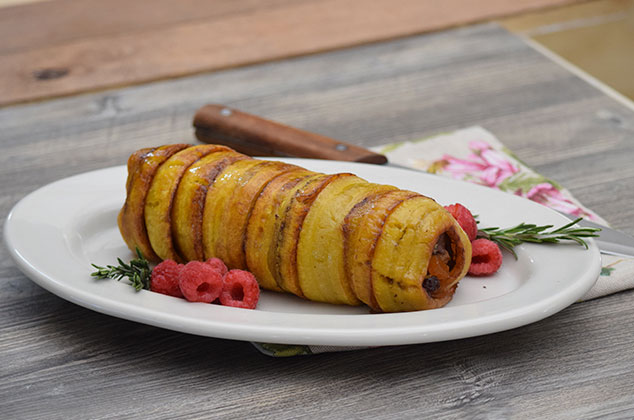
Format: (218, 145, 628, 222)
(477, 217, 600, 259)
(91, 247, 152, 291)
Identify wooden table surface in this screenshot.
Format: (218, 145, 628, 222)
(2, 22, 634, 419)
(0, 0, 578, 106)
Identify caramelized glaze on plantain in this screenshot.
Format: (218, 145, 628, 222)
(118, 144, 472, 312)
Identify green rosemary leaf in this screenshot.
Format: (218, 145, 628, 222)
(90, 247, 152, 291)
(477, 218, 600, 259)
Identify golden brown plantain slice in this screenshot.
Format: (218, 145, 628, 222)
(343, 189, 419, 311)
(118, 144, 189, 261)
(244, 168, 316, 292)
(124, 147, 154, 196)
(274, 173, 352, 297)
(172, 150, 250, 261)
(371, 196, 471, 312)
(145, 144, 231, 261)
(211, 160, 298, 269)
(297, 177, 396, 305)
(201, 159, 265, 263)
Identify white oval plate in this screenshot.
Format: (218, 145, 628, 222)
(4, 159, 601, 346)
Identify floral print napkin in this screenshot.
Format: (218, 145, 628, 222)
(252, 127, 634, 357)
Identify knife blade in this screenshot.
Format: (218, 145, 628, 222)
(559, 213, 634, 258)
(193, 104, 634, 258)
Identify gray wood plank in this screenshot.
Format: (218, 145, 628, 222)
(1, 23, 634, 419)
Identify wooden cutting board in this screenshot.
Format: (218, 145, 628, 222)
(0, 0, 579, 106)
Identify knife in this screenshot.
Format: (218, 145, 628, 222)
(193, 104, 387, 164)
(193, 104, 634, 258)
(559, 213, 634, 258)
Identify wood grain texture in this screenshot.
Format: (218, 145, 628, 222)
(0, 0, 581, 106)
(193, 104, 388, 162)
(1, 23, 634, 419)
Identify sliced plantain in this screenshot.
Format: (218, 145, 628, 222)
(172, 150, 250, 261)
(371, 196, 471, 312)
(211, 160, 299, 269)
(145, 144, 231, 261)
(343, 189, 419, 311)
(245, 168, 316, 292)
(297, 176, 397, 305)
(271, 173, 338, 297)
(118, 144, 189, 261)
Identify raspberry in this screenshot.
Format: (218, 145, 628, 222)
(468, 239, 503, 276)
(205, 257, 228, 277)
(178, 261, 223, 303)
(220, 270, 260, 309)
(150, 260, 183, 298)
(444, 203, 478, 241)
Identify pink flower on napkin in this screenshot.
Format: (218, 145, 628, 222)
(440, 140, 519, 187)
(432, 139, 597, 221)
(525, 182, 595, 219)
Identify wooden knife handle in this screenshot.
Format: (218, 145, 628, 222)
(193, 104, 387, 164)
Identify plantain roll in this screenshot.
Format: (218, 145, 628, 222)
(118, 144, 472, 312)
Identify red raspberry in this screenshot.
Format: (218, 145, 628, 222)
(220, 270, 260, 309)
(150, 260, 183, 298)
(444, 203, 478, 241)
(205, 257, 228, 277)
(178, 261, 223, 303)
(468, 239, 503, 276)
